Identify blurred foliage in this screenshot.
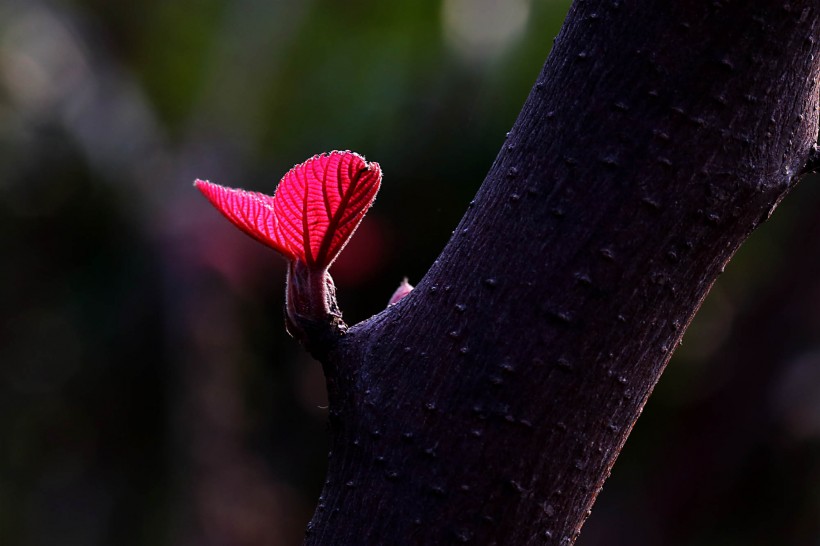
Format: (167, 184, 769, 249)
(0, 0, 818, 544)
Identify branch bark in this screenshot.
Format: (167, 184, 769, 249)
(303, 1, 820, 544)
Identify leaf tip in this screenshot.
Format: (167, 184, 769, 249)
(193, 179, 216, 198)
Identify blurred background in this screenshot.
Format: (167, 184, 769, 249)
(1, 0, 818, 544)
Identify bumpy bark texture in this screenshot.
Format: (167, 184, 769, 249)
(303, 1, 820, 544)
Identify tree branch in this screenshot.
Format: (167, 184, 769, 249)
(304, 1, 820, 544)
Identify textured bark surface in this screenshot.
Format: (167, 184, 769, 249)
(304, 1, 820, 544)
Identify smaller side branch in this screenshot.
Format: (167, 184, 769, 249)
(285, 261, 346, 361)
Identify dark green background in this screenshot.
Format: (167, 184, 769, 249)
(1, 1, 819, 544)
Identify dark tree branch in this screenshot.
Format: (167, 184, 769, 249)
(635, 179, 820, 544)
(301, 1, 820, 544)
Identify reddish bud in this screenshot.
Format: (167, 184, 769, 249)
(388, 278, 414, 306)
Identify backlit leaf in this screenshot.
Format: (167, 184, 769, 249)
(195, 151, 381, 270)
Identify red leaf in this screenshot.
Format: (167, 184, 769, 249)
(195, 151, 381, 270)
(194, 179, 298, 260)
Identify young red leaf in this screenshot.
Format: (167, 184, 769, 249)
(194, 151, 381, 270)
(276, 151, 381, 268)
(194, 180, 298, 260)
